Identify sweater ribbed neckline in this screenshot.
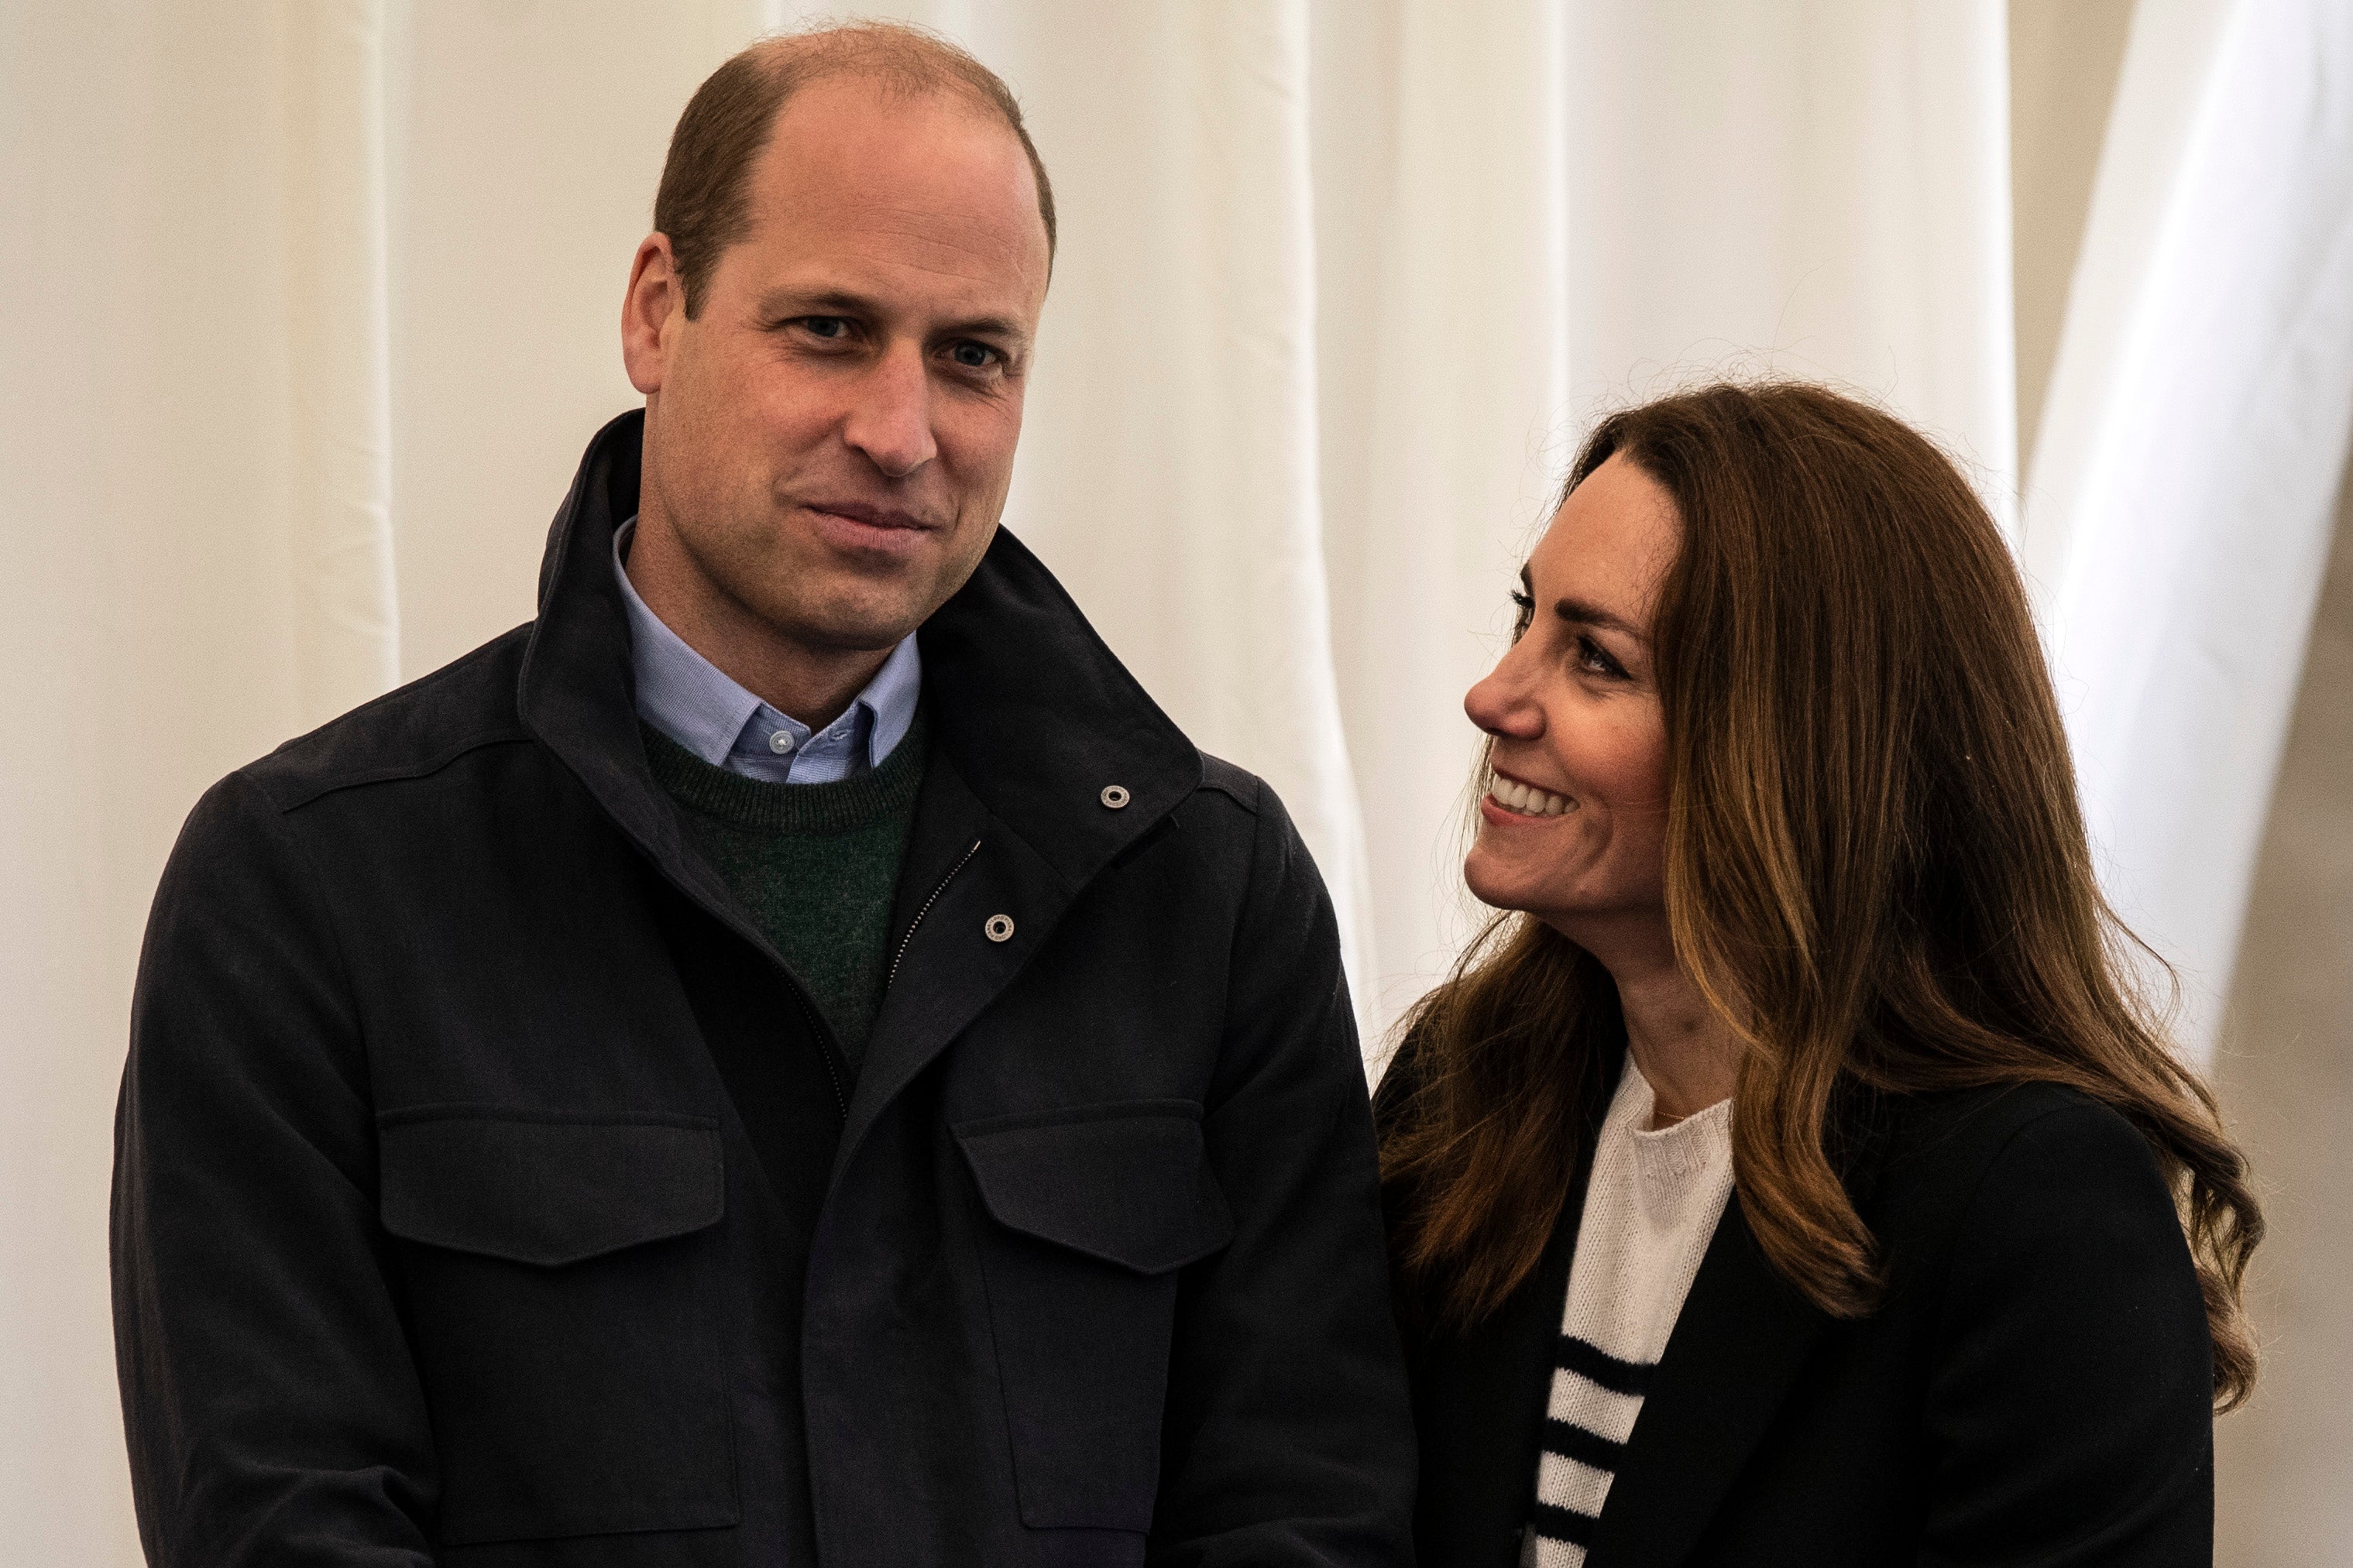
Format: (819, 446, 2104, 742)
(641, 707, 928, 833)
(1624, 1070, 1734, 1188)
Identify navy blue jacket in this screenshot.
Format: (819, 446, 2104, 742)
(113, 411, 1415, 1567)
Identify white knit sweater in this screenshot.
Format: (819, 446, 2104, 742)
(1523, 1062, 1735, 1567)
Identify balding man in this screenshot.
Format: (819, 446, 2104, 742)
(112, 23, 1413, 1568)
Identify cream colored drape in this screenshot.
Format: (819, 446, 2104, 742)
(2025, 0, 2353, 1056)
(4, 2, 2343, 1557)
(902, 0, 2018, 1028)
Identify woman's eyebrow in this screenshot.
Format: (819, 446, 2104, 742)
(1554, 595, 1647, 642)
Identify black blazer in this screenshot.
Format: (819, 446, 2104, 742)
(1382, 1060, 2215, 1566)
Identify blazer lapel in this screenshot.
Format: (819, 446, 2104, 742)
(1587, 1095, 1895, 1568)
(1414, 1170, 1586, 1568)
(1403, 1037, 1623, 1568)
(1584, 1198, 1829, 1568)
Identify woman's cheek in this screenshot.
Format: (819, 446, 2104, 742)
(1587, 712, 1668, 811)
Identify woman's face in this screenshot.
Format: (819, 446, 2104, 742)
(1463, 451, 1677, 947)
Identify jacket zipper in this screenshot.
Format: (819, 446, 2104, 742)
(888, 836, 982, 990)
(789, 988, 850, 1118)
(785, 836, 982, 1122)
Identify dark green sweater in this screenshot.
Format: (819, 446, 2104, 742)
(643, 712, 926, 1062)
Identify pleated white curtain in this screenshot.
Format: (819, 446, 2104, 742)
(2, 5, 415, 1562)
(898, 0, 1390, 1018)
(1310, 0, 1574, 1021)
(286, 0, 403, 718)
(3, 1, 2342, 1558)
(2025, 0, 2353, 1060)
(886, 0, 2017, 1033)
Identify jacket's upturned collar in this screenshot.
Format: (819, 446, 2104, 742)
(518, 409, 1203, 938)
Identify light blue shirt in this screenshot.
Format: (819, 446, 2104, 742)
(613, 516, 922, 784)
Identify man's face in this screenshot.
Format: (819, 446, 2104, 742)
(624, 78, 1052, 655)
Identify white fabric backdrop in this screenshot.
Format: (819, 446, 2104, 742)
(1, 1, 2336, 1556)
(2025, 0, 2353, 1058)
(894, 0, 2019, 1026)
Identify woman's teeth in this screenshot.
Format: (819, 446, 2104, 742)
(1489, 774, 1573, 817)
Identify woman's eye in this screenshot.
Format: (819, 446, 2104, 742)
(1509, 590, 1535, 640)
(1576, 636, 1625, 677)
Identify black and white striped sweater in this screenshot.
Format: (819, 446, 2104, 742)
(1523, 1065, 1734, 1567)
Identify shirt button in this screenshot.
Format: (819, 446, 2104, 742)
(1100, 784, 1131, 809)
(984, 914, 1015, 943)
(768, 730, 796, 755)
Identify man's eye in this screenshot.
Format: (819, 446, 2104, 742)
(949, 341, 998, 369)
(802, 317, 850, 340)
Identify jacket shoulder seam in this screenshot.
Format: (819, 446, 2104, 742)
(260, 729, 536, 813)
(215, 771, 372, 1061)
(1195, 753, 1262, 812)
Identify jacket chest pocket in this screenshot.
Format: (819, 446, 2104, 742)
(954, 1102, 1235, 1536)
(377, 1110, 738, 1547)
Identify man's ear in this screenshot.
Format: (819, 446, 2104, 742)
(622, 234, 683, 396)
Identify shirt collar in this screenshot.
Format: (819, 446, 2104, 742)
(612, 516, 921, 780)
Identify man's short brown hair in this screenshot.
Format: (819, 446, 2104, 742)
(654, 21, 1057, 318)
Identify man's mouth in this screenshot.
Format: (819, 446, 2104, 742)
(804, 499, 936, 533)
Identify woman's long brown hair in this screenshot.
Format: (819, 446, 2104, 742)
(1379, 381, 2262, 1409)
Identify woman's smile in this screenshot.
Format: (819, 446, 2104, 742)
(1481, 765, 1576, 820)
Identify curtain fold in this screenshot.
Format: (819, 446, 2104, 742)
(2, 5, 382, 1561)
(1311, 0, 1573, 1028)
(899, 0, 1383, 1021)
(1561, 0, 2018, 523)
(284, 0, 402, 723)
(2024, 0, 2353, 1059)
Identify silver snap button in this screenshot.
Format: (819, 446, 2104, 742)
(984, 914, 1015, 943)
(1100, 784, 1131, 809)
(767, 729, 797, 755)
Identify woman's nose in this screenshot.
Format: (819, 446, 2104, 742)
(1465, 657, 1541, 739)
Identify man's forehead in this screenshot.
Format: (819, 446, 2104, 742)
(756, 82, 1038, 226)
(731, 77, 1048, 300)
(765, 187, 1036, 273)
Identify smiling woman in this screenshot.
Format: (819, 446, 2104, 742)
(1376, 380, 2261, 1568)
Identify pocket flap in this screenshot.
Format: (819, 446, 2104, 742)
(953, 1103, 1235, 1275)
(379, 1110, 723, 1268)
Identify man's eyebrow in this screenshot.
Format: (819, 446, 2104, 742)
(755, 288, 1029, 345)
(1552, 595, 1647, 641)
(936, 312, 1028, 344)
(757, 286, 883, 319)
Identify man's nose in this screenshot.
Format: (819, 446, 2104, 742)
(842, 341, 938, 479)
